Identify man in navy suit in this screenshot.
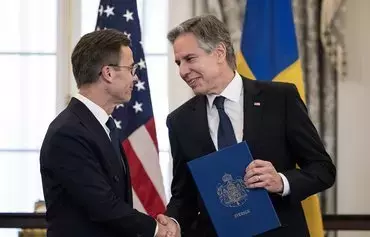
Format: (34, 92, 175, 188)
(40, 29, 179, 237)
(164, 15, 336, 236)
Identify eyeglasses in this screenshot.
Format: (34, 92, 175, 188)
(108, 64, 138, 76)
(99, 64, 138, 76)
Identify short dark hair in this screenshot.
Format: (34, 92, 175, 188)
(71, 29, 131, 88)
(167, 15, 236, 70)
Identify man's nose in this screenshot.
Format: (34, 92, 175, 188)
(179, 63, 191, 78)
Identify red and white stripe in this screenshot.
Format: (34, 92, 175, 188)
(122, 118, 166, 217)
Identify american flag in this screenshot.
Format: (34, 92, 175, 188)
(95, 0, 166, 217)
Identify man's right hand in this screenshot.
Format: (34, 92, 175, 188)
(155, 214, 181, 237)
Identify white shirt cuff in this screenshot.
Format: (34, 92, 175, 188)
(154, 222, 158, 237)
(170, 217, 180, 228)
(278, 172, 291, 196)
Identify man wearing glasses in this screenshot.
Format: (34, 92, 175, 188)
(40, 29, 180, 237)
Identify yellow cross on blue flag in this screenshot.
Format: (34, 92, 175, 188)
(236, 0, 324, 236)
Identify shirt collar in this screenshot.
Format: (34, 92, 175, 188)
(206, 71, 243, 108)
(74, 93, 110, 126)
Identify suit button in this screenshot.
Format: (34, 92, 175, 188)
(113, 175, 119, 182)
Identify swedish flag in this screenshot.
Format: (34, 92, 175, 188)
(237, 0, 324, 236)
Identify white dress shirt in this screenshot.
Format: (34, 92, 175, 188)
(206, 72, 291, 196)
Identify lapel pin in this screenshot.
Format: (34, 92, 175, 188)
(253, 102, 261, 106)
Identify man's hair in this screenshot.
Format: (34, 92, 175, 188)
(167, 15, 236, 70)
(71, 29, 131, 88)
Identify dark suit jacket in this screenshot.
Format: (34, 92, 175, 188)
(165, 78, 336, 237)
(40, 98, 156, 237)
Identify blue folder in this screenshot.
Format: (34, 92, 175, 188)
(187, 142, 281, 237)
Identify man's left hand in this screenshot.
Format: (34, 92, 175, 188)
(244, 159, 283, 193)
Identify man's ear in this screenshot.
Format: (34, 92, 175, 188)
(215, 42, 227, 63)
(101, 65, 113, 82)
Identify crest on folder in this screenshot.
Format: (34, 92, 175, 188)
(217, 173, 249, 207)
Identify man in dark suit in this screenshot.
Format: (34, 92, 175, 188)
(164, 15, 336, 237)
(40, 29, 180, 237)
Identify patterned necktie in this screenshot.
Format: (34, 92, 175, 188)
(106, 117, 126, 173)
(214, 96, 237, 149)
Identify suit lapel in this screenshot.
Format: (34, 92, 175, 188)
(68, 98, 127, 183)
(242, 78, 263, 143)
(189, 96, 216, 154)
(188, 78, 263, 154)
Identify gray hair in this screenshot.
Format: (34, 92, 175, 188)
(167, 15, 236, 70)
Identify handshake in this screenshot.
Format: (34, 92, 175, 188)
(155, 214, 181, 237)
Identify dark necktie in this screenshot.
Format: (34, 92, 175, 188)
(106, 117, 126, 173)
(214, 96, 237, 149)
